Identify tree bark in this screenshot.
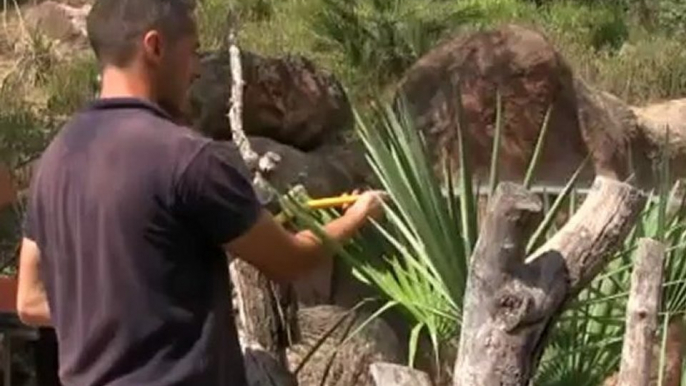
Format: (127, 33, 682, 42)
(231, 260, 299, 386)
(370, 363, 433, 386)
(230, 260, 298, 355)
(617, 238, 666, 386)
(454, 176, 645, 386)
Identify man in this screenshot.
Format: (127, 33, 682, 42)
(15, 0, 385, 385)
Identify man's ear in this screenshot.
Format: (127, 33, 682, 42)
(142, 30, 164, 65)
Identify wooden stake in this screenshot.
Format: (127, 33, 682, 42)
(617, 238, 666, 386)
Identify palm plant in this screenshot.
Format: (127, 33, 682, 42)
(281, 88, 686, 384)
(280, 88, 582, 371)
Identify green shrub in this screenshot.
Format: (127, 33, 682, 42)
(542, 1, 629, 51)
(0, 87, 54, 172)
(44, 54, 99, 117)
(555, 33, 686, 104)
(237, 0, 274, 22)
(310, 0, 482, 89)
(657, 0, 686, 37)
(197, 0, 276, 50)
(1, 32, 59, 90)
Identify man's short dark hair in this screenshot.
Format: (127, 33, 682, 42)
(86, 0, 196, 67)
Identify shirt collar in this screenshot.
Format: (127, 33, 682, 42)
(85, 97, 174, 121)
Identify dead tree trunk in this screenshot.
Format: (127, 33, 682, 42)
(227, 23, 296, 386)
(231, 260, 299, 386)
(454, 176, 645, 386)
(231, 260, 298, 355)
(617, 238, 666, 386)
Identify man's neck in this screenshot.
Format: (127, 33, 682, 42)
(98, 66, 154, 103)
(97, 65, 188, 125)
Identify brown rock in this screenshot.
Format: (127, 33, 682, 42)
(395, 24, 637, 188)
(286, 305, 403, 386)
(24, 1, 90, 44)
(632, 99, 686, 184)
(58, 0, 93, 6)
(189, 51, 353, 151)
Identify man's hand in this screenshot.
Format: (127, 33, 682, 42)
(342, 190, 388, 222)
(17, 238, 51, 327)
(226, 189, 389, 283)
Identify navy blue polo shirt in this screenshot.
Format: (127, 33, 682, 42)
(24, 97, 261, 385)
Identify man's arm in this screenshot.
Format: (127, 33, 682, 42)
(16, 237, 51, 327)
(225, 191, 384, 282)
(178, 141, 385, 282)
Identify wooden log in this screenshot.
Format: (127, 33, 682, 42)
(453, 176, 645, 386)
(370, 362, 433, 386)
(231, 259, 282, 353)
(230, 260, 298, 355)
(617, 238, 666, 386)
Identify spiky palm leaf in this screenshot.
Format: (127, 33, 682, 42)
(281, 87, 571, 375)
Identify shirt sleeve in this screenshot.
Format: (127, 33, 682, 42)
(22, 175, 38, 241)
(22, 210, 34, 240)
(175, 141, 263, 245)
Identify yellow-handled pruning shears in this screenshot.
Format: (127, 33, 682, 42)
(275, 193, 360, 224)
(306, 194, 359, 209)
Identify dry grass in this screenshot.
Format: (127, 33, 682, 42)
(205, 0, 686, 106)
(558, 33, 686, 106)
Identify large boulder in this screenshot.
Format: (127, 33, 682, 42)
(24, 1, 90, 44)
(189, 51, 354, 151)
(395, 24, 640, 188)
(631, 98, 686, 184)
(286, 305, 403, 386)
(632, 99, 686, 151)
